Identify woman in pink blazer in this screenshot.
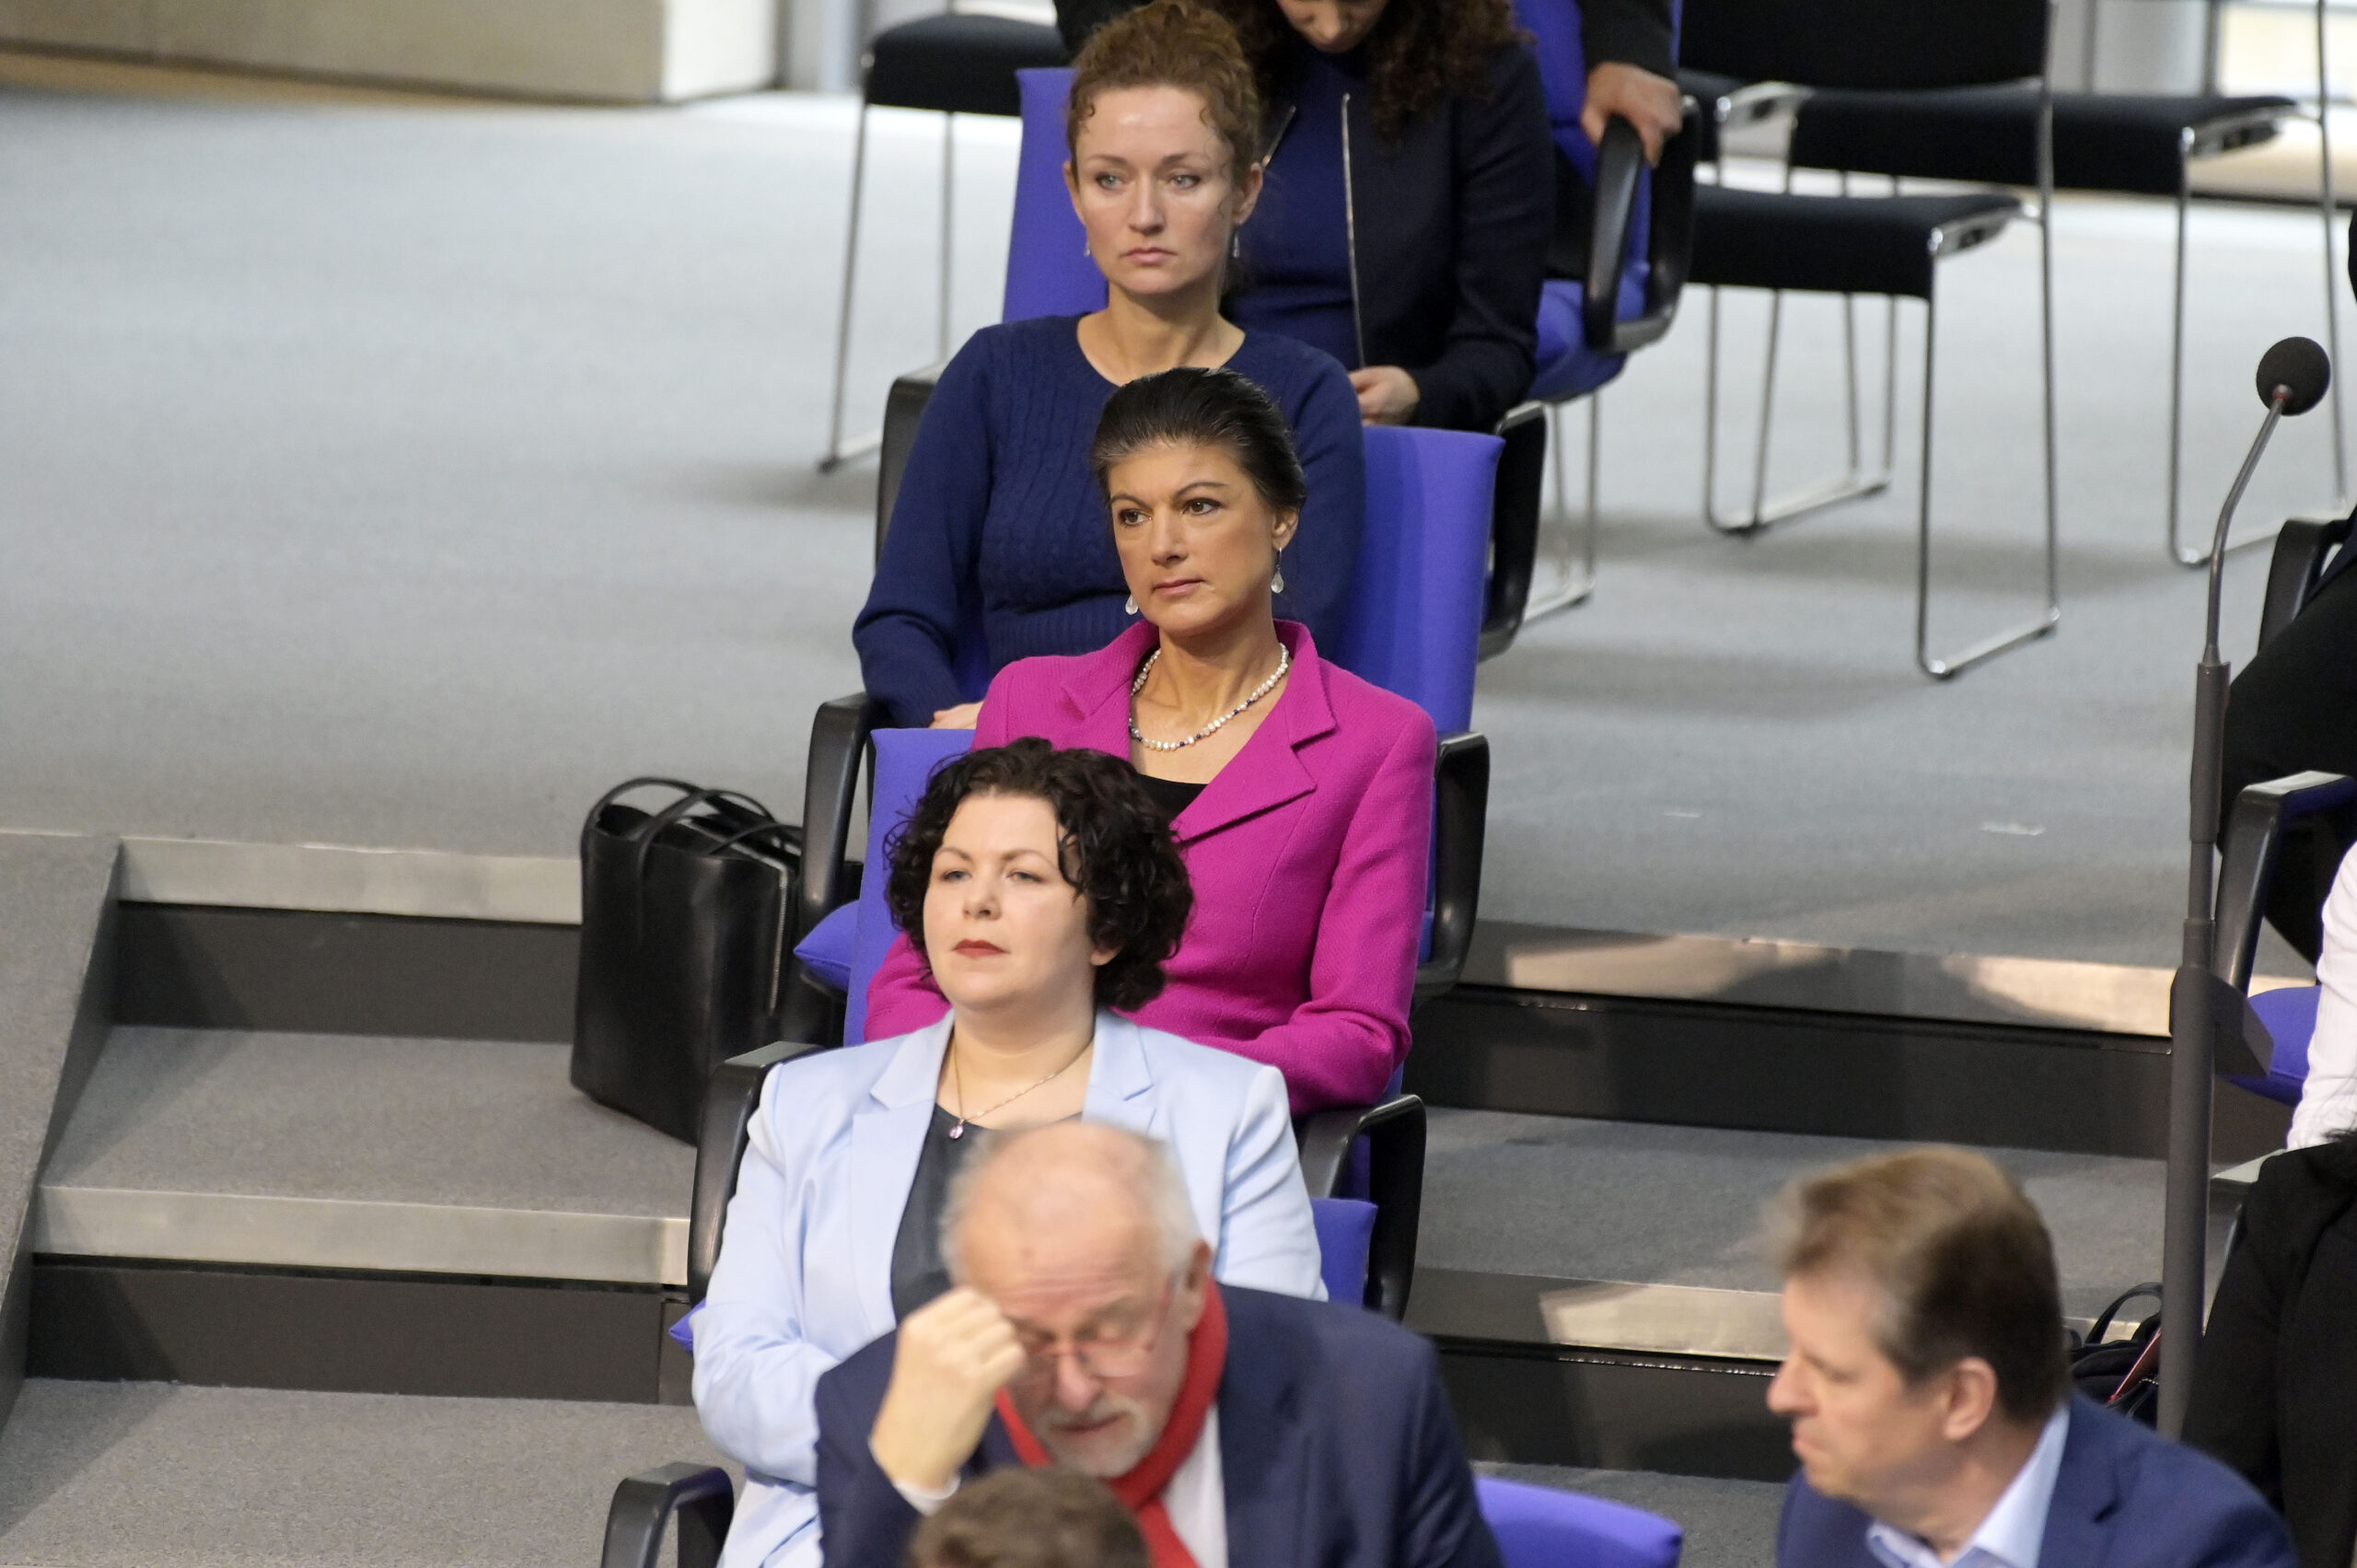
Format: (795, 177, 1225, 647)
(867, 366, 1436, 1112)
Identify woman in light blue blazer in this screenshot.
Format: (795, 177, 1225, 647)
(692, 740, 1324, 1568)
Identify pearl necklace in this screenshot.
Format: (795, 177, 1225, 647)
(1128, 645, 1292, 751)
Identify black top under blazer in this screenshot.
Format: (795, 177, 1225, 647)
(2188, 1136, 2357, 1568)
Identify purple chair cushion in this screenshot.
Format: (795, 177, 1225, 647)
(1004, 69, 1107, 323)
(2229, 984, 2321, 1107)
(668, 1302, 701, 1353)
(793, 902, 859, 993)
(1476, 1475, 1685, 1568)
(1310, 1196, 1376, 1307)
(844, 728, 980, 1044)
(1337, 425, 1498, 738)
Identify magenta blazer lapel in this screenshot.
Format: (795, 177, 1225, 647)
(1053, 622, 1332, 842)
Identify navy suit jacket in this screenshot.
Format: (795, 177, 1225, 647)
(812, 1285, 1503, 1568)
(1778, 1396, 2296, 1568)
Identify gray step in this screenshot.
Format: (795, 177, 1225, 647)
(0, 1379, 729, 1568)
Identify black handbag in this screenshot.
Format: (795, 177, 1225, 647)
(2070, 1283, 2162, 1427)
(571, 778, 803, 1142)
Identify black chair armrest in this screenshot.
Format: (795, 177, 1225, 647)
(2257, 513, 2353, 652)
(2213, 771, 2357, 992)
(601, 1463, 734, 1568)
(877, 364, 946, 563)
(1583, 116, 1644, 353)
(1480, 404, 1549, 660)
(689, 1040, 827, 1304)
(1415, 732, 1491, 1005)
(1295, 1096, 1426, 1320)
(774, 691, 887, 1044)
(1584, 99, 1701, 355)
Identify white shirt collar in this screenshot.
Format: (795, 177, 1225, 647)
(1865, 1403, 2072, 1568)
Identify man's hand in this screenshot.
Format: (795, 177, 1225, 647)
(869, 1288, 1027, 1493)
(929, 703, 982, 729)
(1351, 365, 1422, 425)
(1582, 63, 1682, 165)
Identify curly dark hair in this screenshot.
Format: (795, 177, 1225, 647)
(1202, 0, 1520, 144)
(1067, 1, 1262, 182)
(884, 739, 1194, 1013)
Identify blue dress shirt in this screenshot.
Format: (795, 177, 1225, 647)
(1866, 1405, 2071, 1568)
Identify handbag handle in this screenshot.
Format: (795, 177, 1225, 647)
(582, 776, 702, 860)
(2086, 1282, 2163, 1348)
(627, 787, 777, 887)
(704, 819, 805, 858)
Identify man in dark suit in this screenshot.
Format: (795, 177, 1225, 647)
(1768, 1147, 2295, 1568)
(811, 1121, 1501, 1568)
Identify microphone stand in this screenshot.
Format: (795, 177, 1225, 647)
(2156, 387, 2289, 1438)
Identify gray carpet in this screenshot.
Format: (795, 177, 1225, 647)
(1422, 1109, 2168, 1318)
(0, 1379, 730, 1566)
(47, 1028, 693, 1214)
(1482, 1461, 1787, 1568)
(0, 74, 2339, 971)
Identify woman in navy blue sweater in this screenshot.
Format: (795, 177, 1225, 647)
(853, 1, 1364, 729)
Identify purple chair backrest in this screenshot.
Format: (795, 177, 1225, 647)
(1477, 1476, 1684, 1568)
(842, 727, 980, 1044)
(1341, 426, 1494, 737)
(1514, 0, 1661, 297)
(1006, 69, 1107, 321)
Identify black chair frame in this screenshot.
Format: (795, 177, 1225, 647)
(2200, 513, 2357, 1075)
(1681, 0, 2061, 679)
(1493, 100, 1703, 645)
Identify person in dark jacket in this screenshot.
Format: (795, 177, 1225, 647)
(2188, 1132, 2357, 1568)
(1059, 0, 1678, 433)
(817, 1121, 1502, 1568)
(854, 2, 1364, 730)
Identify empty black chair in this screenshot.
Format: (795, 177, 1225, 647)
(1786, 22, 2339, 566)
(1682, 0, 2058, 680)
(819, 12, 1068, 470)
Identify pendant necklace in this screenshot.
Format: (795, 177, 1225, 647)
(1129, 644, 1292, 752)
(947, 1038, 1088, 1139)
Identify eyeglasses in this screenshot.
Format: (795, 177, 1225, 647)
(1009, 1278, 1175, 1384)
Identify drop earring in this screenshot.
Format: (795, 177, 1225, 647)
(1123, 593, 1139, 615)
(1271, 553, 1286, 596)
(1231, 230, 1241, 261)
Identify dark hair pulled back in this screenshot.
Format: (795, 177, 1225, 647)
(884, 738, 1193, 1013)
(1204, 0, 1520, 144)
(1089, 365, 1307, 518)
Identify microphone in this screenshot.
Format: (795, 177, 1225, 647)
(2159, 335, 2331, 1438)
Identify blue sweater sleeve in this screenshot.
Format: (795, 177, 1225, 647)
(1271, 353, 1365, 649)
(853, 337, 997, 727)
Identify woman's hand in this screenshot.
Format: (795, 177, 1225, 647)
(930, 703, 982, 729)
(1349, 366, 1421, 425)
(1582, 63, 1682, 165)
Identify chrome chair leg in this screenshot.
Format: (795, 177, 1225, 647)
(2167, 159, 2199, 563)
(2318, 0, 2349, 507)
(1916, 288, 2061, 679)
(821, 106, 881, 472)
(938, 113, 956, 364)
(1523, 397, 1599, 622)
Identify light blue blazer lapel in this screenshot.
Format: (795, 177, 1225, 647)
(846, 1016, 952, 1335)
(1082, 1012, 1161, 1136)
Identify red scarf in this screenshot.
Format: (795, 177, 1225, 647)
(994, 1280, 1228, 1568)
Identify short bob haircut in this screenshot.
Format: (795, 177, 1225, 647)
(884, 738, 1193, 1013)
(1066, 1, 1261, 183)
(1767, 1146, 2070, 1424)
(1091, 365, 1308, 522)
